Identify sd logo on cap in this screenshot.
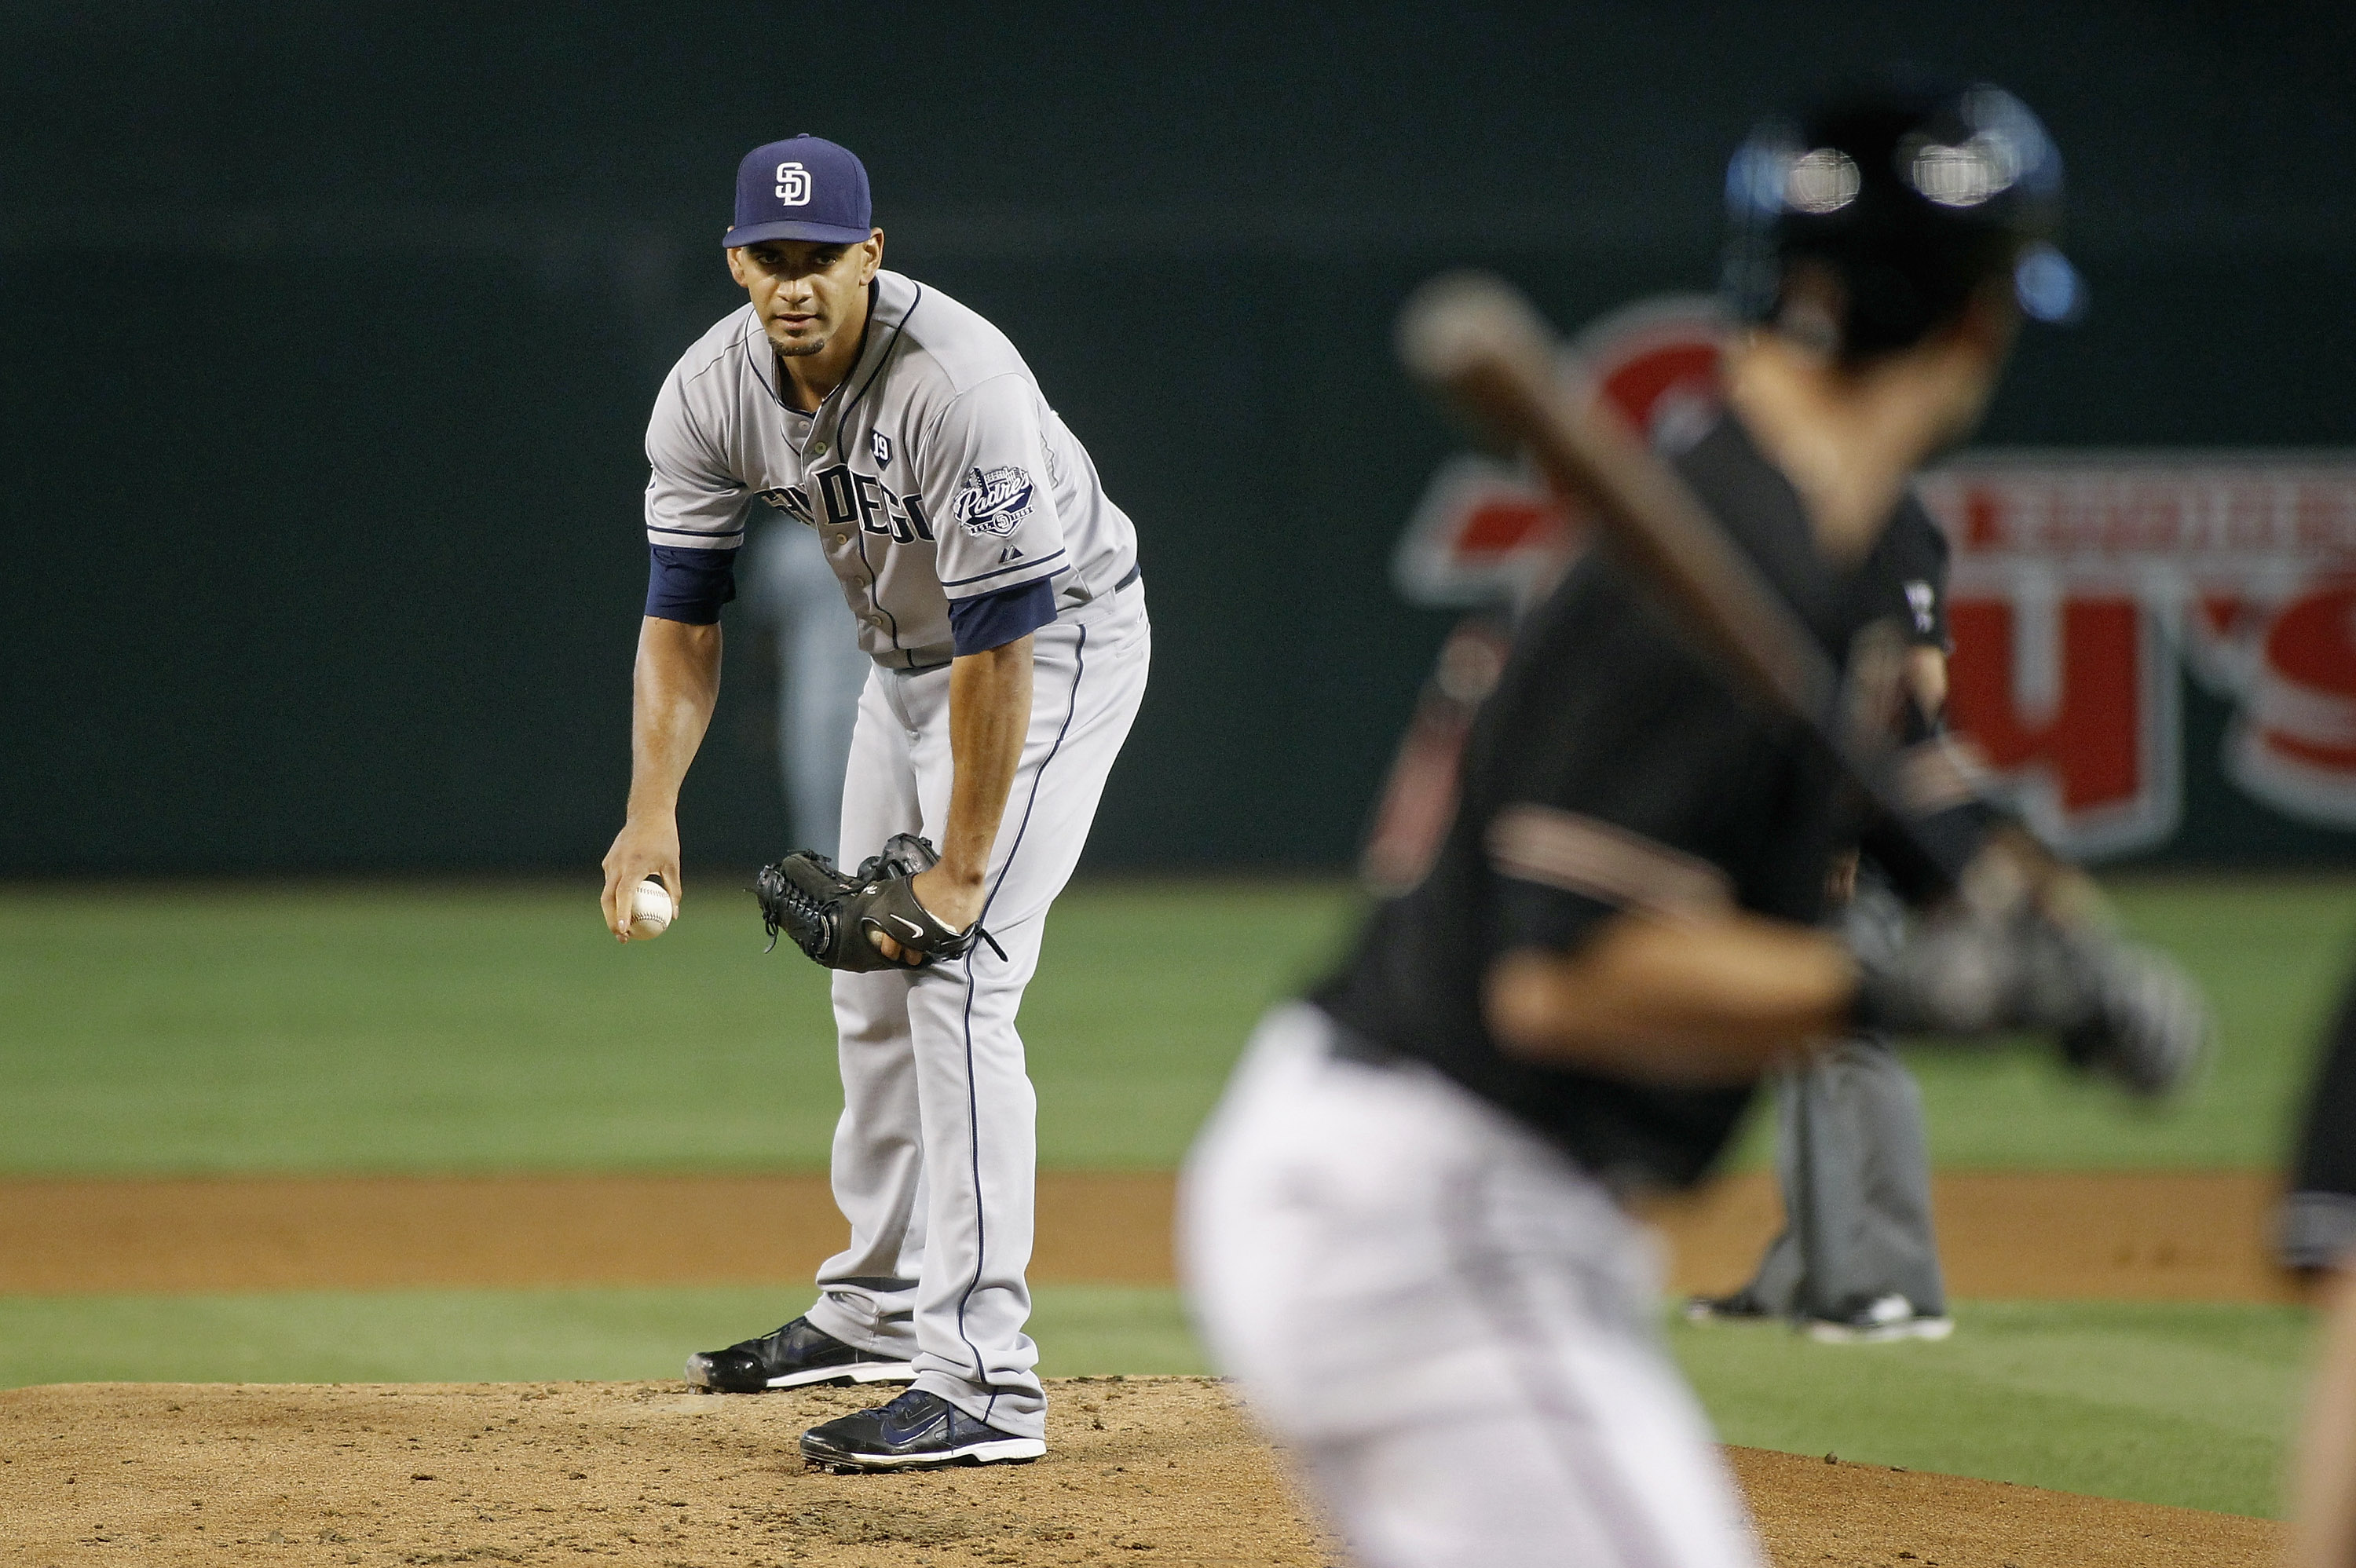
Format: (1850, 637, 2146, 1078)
(730, 134, 872, 248)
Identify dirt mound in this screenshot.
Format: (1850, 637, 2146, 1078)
(0, 1169, 2299, 1302)
(0, 1377, 1330, 1567)
(0, 1379, 2281, 1567)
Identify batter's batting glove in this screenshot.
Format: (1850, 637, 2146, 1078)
(1849, 908, 2208, 1097)
(755, 833, 1005, 973)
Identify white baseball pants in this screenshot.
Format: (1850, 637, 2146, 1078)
(801, 590, 1149, 1440)
(1182, 1003, 1764, 1568)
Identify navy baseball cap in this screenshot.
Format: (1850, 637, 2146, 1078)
(728, 135, 873, 248)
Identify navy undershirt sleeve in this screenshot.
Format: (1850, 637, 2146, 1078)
(947, 577, 1059, 656)
(645, 544, 738, 624)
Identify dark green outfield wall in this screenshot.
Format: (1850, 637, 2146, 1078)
(6, 2, 2355, 872)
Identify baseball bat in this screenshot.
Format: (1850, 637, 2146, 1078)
(1395, 271, 1965, 896)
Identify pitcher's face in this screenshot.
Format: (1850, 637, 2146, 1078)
(729, 233, 883, 358)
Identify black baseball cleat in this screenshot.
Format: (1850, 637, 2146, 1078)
(799, 1388, 1047, 1471)
(683, 1317, 917, 1393)
(1681, 1289, 1774, 1325)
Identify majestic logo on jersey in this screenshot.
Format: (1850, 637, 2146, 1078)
(775, 162, 811, 206)
(761, 463, 936, 545)
(951, 465, 1035, 538)
(871, 430, 894, 469)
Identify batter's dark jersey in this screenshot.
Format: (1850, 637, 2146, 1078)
(1318, 416, 1919, 1192)
(1864, 493, 1952, 652)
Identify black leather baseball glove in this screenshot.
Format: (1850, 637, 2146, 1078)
(755, 832, 1003, 971)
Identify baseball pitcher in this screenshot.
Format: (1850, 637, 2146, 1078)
(600, 134, 1148, 1471)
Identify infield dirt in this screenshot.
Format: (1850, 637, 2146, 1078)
(0, 1376, 2283, 1567)
(0, 1168, 2299, 1301)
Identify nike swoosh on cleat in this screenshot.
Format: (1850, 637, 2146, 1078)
(880, 1411, 946, 1446)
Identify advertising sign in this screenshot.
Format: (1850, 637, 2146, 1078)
(1922, 456, 2356, 856)
(1396, 294, 2356, 863)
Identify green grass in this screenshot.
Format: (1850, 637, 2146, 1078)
(0, 1286, 2308, 1518)
(0, 1285, 1202, 1390)
(1672, 1300, 2312, 1519)
(0, 878, 1359, 1175)
(0, 875, 2349, 1175)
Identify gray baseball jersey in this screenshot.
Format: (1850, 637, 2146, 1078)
(645, 269, 1140, 668)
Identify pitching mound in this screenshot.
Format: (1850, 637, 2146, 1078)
(1, 1378, 2281, 1567)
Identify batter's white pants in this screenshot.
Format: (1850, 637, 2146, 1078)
(1182, 1004, 1764, 1568)
(802, 590, 1149, 1441)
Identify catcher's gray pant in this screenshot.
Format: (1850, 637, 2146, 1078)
(802, 590, 1149, 1441)
(1183, 1004, 1763, 1568)
(1743, 1035, 1945, 1320)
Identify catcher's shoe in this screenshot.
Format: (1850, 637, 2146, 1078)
(1681, 1288, 1774, 1325)
(1802, 1293, 1955, 1344)
(683, 1317, 917, 1394)
(799, 1388, 1046, 1472)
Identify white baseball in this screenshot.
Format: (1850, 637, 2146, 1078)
(627, 875, 674, 940)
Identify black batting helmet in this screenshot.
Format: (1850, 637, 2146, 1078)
(1722, 81, 2083, 360)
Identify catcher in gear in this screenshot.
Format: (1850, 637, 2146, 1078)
(758, 833, 1006, 971)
